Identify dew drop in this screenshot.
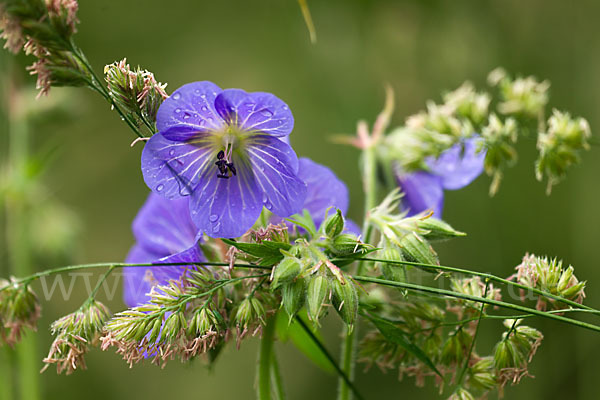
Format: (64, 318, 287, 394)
(183, 112, 191, 120)
(209, 214, 219, 222)
(179, 185, 192, 196)
(201, 106, 208, 112)
(169, 149, 176, 156)
(175, 108, 181, 114)
(265, 202, 273, 210)
(194, 89, 201, 94)
(212, 222, 221, 233)
(156, 184, 164, 192)
(262, 194, 268, 203)
(172, 92, 181, 100)
(260, 109, 273, 118)
(283, 106, 288, 111)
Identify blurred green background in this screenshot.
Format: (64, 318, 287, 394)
(1, 0, 600, 398)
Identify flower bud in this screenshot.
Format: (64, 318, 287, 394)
(399, 232, 439, 266)
(331, 277, 358, 331)
(104, 58, 168, 123)
(329, 233, 371, 256)
(306, 275, 329, 324)
(448, 388, 475, 400)
(281, 278, 305, 322)
(468, 357, 496, 391)
(323, 209, 345, 238)
(417, 218, 466, 242)
(271, 257, 302, 290)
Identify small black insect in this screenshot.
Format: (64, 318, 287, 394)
(215, 150, 236, 179)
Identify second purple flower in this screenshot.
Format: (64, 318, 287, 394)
(141, 81, 307, 238)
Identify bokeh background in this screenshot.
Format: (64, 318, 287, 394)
(1, 0, 600, 399)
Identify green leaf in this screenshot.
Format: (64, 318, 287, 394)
(275, 312, 334, 374)
(285, 209, 318, 238)
(222, 239, 291, 266)
(365, 313, 443, 377)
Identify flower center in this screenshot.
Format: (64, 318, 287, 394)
(215, 141, 236, 179)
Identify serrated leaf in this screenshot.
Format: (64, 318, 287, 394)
(222, 239, 291, 266)
(275, 312, 334, 374)
(366, 313, 442, 378)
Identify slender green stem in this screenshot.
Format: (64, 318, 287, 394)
(455, 281, 488, 390)
(5, 79, 40, 400)
(295, 317, 365, 400)
(257, 316, 277, 400)
(68, 43, 146, 139)
(338, 144, 379, 400)
(270, 351, 286, 400)
(344, 257, 595, 312)
(353, 275, 600, 333)
(0, 261, 271, 293)
(411, 308, 597, 334)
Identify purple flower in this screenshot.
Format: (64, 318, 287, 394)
(141, 81, 307, 238)
(396, 137, 485, 217)
(290, 158, 360, 235)
(123, 193, 204, 307)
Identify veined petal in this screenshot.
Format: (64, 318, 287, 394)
(427, 137, 486, 190)
(156, 81, 225, 134)
(132, 193, 197, 257)
(247, 135, 306, 218)
(141, 132, 215, 199)
(397, 170, 444, 217)
(189, 152, 262, 238)
(215, 89, 294, 137)
(296, 158, 349, 227)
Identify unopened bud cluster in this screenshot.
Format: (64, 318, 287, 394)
(512, 254, 586, 310)
(0, 0, 89, 97)
(104, 58, 168, 125)
(42, 300, 110, 374)
(494, 319, 543, 389)
(374, 68, 590, 195)
(369, 191, 465, 271)
(0, 279, 40, 347)
(536, 110, 591, 193)
(101, 267, 274, 367)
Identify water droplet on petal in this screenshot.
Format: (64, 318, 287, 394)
(201, 106, 208, 112)
(262, 194, 268, 203)
(183, 112, 191, 120)
(265, 202, 273, 210)
(179, 185, 192, 196)
(169, 149, 176, 156)
(212, 222, 221, 233)
(156, 184, 164, 192)
(175, 108, 181, 113)
(194, 89, 201, 94)
(260, 109, 273, 118)
(209, 214, 218, 222)
(172, 92, 181, 100)
(283, 106, 288, 111)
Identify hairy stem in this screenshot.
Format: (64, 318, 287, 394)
(257, 315, 277, 400)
